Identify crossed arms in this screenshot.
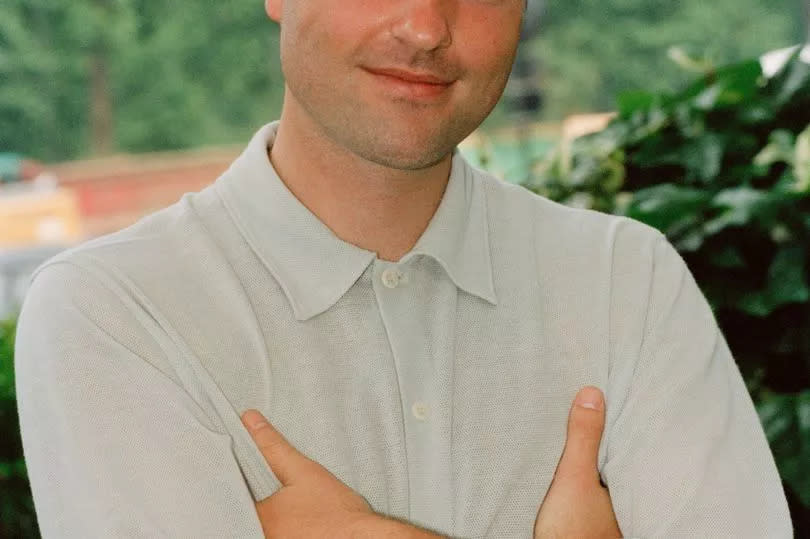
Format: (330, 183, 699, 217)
(15, 242, 792, 537)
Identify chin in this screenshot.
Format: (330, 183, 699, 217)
(360, 142, 452, 171)
(352, 127, 458, 170)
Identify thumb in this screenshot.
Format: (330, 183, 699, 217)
(241, 409, 313, 486)
(553, 386, 606, 485)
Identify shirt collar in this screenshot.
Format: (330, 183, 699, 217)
(214, 121, 497, 321)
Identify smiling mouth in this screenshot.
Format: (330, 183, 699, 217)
(362, 67, 455, 100)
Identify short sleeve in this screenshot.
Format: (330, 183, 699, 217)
(14, 261, 265, 538)
(603, 234, 793, 537)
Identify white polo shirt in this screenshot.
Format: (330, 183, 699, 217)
(15, 121, 791, 538)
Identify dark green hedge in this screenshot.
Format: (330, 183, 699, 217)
(0, 315, 39, 538)
(529, 46, 810, 534)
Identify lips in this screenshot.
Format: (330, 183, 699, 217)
(363, 67, 454, 85)
(362, 66, 455, 99)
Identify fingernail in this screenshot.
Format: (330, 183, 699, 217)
(242, 409, 268, 430)
(575, 386, 603, 410)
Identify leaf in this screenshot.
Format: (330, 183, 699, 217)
(757, 394, 793, 440)
(786, 391, 810, 506)
(738, 102, 775, 124)
(690, 60, 762, 111)
(693, 83, 724, 110)
(673, 102, 705, 137)
(685, 133, 725, 181)
(617, 90, 657, 117)
(753, 129, 796, 170)
(625, 184, 711, 233)
(794, 124, 810, 192)
(737, 245, 810, 316)
(674, 227, 708, 252)
(758, 391, 810, 505)
(799, 392, 810, 435)
(712, 59, 763, 106)
(667, 46, 714, 74)
(703, 186, 788, 235)
(767, 47, 810, 108)
(703, 188, 762, 234)
(767, 245, 810, 303)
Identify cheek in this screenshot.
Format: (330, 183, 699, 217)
(290, 3, 375, 64)
(281, 8, 340, 69)
(456, 14, 521, 88)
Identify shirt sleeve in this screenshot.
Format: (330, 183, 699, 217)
(14, 261, 266, 539)
(602, 233, 793, 538)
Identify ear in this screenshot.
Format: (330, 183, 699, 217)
(265, 0, 282, 22)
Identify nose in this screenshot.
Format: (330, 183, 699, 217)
(390, 0, 452, 51)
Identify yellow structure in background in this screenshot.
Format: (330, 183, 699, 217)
(561, 112, 617, 142)
(0, 186, 83, 249)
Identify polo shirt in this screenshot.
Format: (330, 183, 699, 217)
(15, 121, 792, 538)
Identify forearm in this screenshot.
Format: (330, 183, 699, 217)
(348, 514, 446, 539)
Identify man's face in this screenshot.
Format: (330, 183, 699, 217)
(266, 0, 524, 170)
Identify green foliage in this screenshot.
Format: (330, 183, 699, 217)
(0, 317, 15, 400)
(0, 1, 284, 160)
(112, 1, 285, 153)
(0, 314, 39, 538)
(526, 0, 802, 121)
(0, 2, 90, 160)
(528, 48, 810, 529)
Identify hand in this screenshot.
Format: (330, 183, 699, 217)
(534, 386, 622, 538)
(240, 410, 376, 538)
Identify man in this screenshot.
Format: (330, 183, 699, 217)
(15, 0, 791, 537)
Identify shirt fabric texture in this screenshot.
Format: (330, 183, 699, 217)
(15, 121, 792, 538)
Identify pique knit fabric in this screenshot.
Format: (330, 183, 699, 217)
(15, 121, 791, 538)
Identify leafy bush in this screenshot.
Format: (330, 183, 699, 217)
(0, 313, 39, 538)
(528, 47, 810, 533)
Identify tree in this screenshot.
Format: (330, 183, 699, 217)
(522, 0, 801, 120)
(0, 1, 284, 160)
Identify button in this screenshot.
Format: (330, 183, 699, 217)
(411, 401, 429, 421)
(381, 267, 406, 288)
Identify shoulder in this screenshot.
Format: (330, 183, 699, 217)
(13, 192, 219, 388)
(469, 162, 666, 264)
(17, 186, 223, 359)
(26, 185, 223, 301)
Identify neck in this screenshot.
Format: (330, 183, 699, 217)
(267, 105, 453, 263)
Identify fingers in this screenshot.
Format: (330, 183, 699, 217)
(554, 386, 606, 485)
(241, 409, 312, 487)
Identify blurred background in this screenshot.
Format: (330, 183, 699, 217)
(1, 0, 809, 536)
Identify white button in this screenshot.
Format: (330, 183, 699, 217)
(381, 267, 405, 288)
(411, 401, 429, 421)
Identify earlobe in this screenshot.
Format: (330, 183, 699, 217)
(265, 0, 282, 22)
